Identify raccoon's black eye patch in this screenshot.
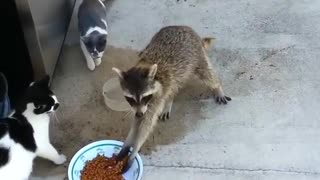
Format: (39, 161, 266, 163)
(141, 94, 153, 104)
(125, 96, 136, 105)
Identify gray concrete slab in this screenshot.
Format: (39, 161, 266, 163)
(31, 0, 320, 179)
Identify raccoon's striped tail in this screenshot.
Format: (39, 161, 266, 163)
(202, 37, 215, 50)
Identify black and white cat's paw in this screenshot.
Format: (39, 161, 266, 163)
(54, 154, 67, 165)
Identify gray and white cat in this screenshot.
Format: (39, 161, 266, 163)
(0, 76, 66, 180)
(78, 0, 108, 71)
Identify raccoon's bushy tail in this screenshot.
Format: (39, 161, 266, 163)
(202, 37, 215, 50)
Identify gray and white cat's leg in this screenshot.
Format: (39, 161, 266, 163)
(94, 46, 106, 67)
(80, 39, 95, 71)
(159, 98, 173, 121)
(94, 58, 102, 66)
(36, 143, 66, 165)
(195, 53, 231, 104)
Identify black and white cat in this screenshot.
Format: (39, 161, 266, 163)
(78, 0, 108, 71)
(0, 76, 66, 180)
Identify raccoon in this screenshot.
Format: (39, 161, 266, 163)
(112, 25, 231, 170)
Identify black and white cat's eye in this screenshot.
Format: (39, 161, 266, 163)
(34, 104, 46, 114)
(35, 105, 45, 110)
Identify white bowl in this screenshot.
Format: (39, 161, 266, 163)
(68, 140, 143, 180)
(102, 77, 131, 112)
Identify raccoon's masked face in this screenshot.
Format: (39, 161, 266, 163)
(81, 32, 107, 59)
(112, 64, 159, 118)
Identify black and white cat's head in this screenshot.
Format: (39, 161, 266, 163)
(16, 75, 59, 115)
(81, 30, 107, 59)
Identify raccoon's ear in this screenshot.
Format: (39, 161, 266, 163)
(148, 64, 158, 79)
(112, 67, 124, 79)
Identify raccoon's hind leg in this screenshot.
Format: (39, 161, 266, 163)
(159, 98, 173, 121)
(195, 53, 231, 104)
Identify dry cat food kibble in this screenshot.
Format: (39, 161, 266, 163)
(80, 154, 129, 180)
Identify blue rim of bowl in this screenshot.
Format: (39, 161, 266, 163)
(68, 140, 143, 180)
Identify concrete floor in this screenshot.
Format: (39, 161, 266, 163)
(31, 0, 320, 179)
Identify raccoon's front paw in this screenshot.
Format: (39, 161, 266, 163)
(116, 146, 131, 161)
(121, 157, 134, 174)
(54, 154, 67, 165)
(215, 95, 232, 104)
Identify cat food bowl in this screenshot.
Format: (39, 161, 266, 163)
(68, 140, 143, 180)
(103, 77, 131, 112)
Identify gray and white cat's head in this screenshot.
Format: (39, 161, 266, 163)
(78, 0, 108, 60)
(80, 30, 107, 59)
(15, 75, 59, 116)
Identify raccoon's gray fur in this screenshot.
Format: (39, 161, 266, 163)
(113, 25, 231, 169)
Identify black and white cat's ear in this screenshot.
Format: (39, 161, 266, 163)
(80, 36, 89, 43)
(37, 75, 50, 87)
(29, 75, 49, 87)
(148, 64, 158, 80)
(112, 67, 124, 79)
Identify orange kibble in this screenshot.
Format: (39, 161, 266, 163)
(80, 154, 129, 180)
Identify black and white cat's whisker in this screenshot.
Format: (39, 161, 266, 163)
(50, 112, 60, 125)
(54, 112, 61, 124)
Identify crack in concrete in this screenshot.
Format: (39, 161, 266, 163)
(261, 45, 296, 61)
(144, 164, 320, 175)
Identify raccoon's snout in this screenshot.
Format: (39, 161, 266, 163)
(135, 112, 144, 118)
